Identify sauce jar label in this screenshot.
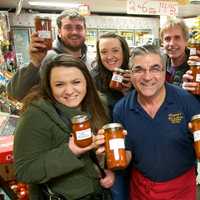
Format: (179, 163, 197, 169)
(196, 74, 200, 82)
(38, 30, 51, 39)
(190, 48, 197, 56)
(194, 130, 200, 142)
(109, 138, 125, 160)
(75, 128, 92, 140)
(111, 74, 123, 83)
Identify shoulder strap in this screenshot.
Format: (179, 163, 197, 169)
(89, 151, 106, 178)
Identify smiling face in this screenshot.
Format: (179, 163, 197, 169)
(50, 66, 87, 108)
(131, 53, 166, 100)
(99, 38, 123, 71)
(162, 25, 187, 62)
(58, 18, 86, 51)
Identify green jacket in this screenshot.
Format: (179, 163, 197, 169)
(14, 99, 101, 200)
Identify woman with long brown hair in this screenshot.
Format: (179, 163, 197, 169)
(14, 54, 114, 200)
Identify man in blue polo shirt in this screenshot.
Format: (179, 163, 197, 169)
(113, 45, 200, 200)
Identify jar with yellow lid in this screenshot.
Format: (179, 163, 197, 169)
(71, 114, 93, 148)
(103, 123, 127, 170)
(191, 114, 200, 159)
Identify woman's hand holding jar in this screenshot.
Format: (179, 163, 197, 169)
(68, 134, 95, 156)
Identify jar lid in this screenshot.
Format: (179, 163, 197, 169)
(114, 68, 125, 73)
(102, 123, 123, 130)
(191, 114, 200, 121)
(124, 70, 131, 73)
(189, 38, 200, 44)
(189, 61, 200, 66)
(71, 114, 89, 124)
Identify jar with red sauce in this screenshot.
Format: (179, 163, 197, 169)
(188, 40, 200, 56)
(191, 114, 200, 159)
(71, 114, 93, 148)
(103, 123, 127, 170)
(34, 16, 52, 50)
(189, 61, 200, 95)
(109, 68, 125, 91)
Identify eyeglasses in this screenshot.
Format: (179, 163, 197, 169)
(131, 64, 164, 76)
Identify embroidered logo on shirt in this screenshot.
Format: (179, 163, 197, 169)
(168, 113, 183, 124)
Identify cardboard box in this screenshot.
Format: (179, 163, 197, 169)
(0, 163, 15, 181)
(0, 112, 19, 164)
(0, 135, 14, 164)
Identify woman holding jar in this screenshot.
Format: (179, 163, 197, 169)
(91, 32, 132, 116)
(91, 32, 132, 200)
(14, 54, 114, 200)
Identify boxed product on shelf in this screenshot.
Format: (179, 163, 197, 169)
(0, 112, 18, 181)
(0, 135, 14, 165)
(0, 112, 29, 199)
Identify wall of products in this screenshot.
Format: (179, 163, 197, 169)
(9, 12, 160, 65)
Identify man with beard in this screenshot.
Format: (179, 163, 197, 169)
(160, 17, 190, 87)
(7, 10, 92, 101)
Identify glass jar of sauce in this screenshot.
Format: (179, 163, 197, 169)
(122, 69, 131, 84)
(189, 61, 200, 95)
(188, 40, 200, 56)
(191, 114, 200, 159)
(34, 16, 52, 50)
(71, 114, 93, 148)
(109, 68, 124, 91)
(103, 123, 127, 170)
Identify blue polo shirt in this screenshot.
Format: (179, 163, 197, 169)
(113, 83, 200, 182)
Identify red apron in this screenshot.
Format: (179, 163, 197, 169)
(129, 167, 196, 200)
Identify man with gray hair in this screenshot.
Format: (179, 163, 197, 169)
(160, 17, 190, 87)
(113, 45, 200, 199)
(7, 9, 91, 101)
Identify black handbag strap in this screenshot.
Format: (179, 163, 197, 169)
(41, 184, 67, 200)
(89, 151, 106, 179)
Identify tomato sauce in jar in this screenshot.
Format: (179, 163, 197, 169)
(189, 61, 200, 95)
(188, 41, 200, 56)
(109, 68, 124, 91)
(103, 123, 127, 170)
(34, 16, 52, 50)
(191, 114, 200, 159)
(71, 114, 93, 148)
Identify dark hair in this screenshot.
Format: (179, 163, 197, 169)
(56, 9, 86, 29)
(22, 54, 108, 130)
(94, 32, 130, 89)
(130, 45, 165, 68)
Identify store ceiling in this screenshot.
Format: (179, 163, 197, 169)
(0, 0, 200, 18)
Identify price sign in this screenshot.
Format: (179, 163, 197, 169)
(127, 0, 178, 16)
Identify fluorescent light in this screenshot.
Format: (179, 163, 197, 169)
(28, 1, 82, 8)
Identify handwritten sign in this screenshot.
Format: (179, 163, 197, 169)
(127, 0, 178, 16)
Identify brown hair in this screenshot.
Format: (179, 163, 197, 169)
(22, 54, 108, 130)
(94, 32, 130, 89)
(56, 9, 86, 29)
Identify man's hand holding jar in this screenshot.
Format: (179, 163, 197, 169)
(182, 50, 200, 93)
